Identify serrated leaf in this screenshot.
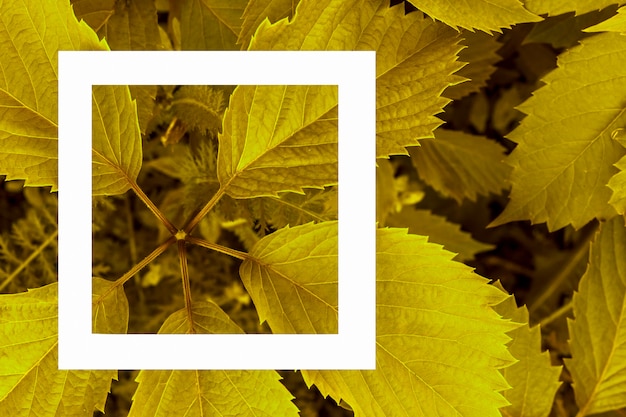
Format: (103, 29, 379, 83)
(170, 85, 225, 135)
(238, 0, 299, 48)
(218, 85, 338, 198)
(221, 1, 463, 198)
(0, 278, 128, 416)
(280, 227, 517, 417)
(387, 207, 494, 261)
(586, 5, 626, 33)
(128, 302, 299, 417)
(74, 0, 161, 133)
(609, 131, 626, 213)
(405, 0, 541, 33)
(492, 282, 562, 417)
(524, 0, 624, 17)
(239, 222, 338, 333)
(0, 0, 143, 195)
(491, 32, 626, 231)
(92, 85, 143, 195)
(410, 129, 512, 203)
(565, 216, 626, 415)
(445, 31, 502, 100)
(525, 7, 619, 48)
(178, 0, 248, 50)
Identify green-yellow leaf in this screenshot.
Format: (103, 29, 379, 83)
(218, 85, 338, 198)
(492, 282, 562, 417)
(238, 0, 299, 48)
(75, 0, 161, 133)
(410, 129, 512, 203)
(491, 32, 626, 231)
(524, 0, 624, 17)
(586, 5, 626, 33)
(92, 85, 143, 195)
(170, 85, 225, 136)
(239, 222, 338, 333)
(445, 31, 502, 100)
(0, 0, 143, 195)
(609, 130, 626, 213)
(128, 302, 299, 417)
(406, 0, 541, 32)
(295, 227, 517, 417)
(248, 0, 464, 158)
(525, 7, 619, 48)
(565, 216, 626, 416)
(387, 207, 494, 261)
(178, 0, 248, 50)
(0, 278, 128, 416)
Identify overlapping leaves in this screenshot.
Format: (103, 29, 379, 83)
(0, 0, 143, 195)
(0, 279, 128, 416)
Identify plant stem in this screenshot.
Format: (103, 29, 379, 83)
(185, 236, 249, 260)
(129, 179, 178, 235)
(93, 235, 176, 305)
(125, 194, 145, 312)
(183, 186, 226, 234)
(538, 299, 573, 328)
(0, 229, 58, 292)
(177, 240, 195, 333)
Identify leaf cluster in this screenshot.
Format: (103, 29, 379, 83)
(2, 0, 626, 416)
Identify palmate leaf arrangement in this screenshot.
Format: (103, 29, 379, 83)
(3, 0, 626, 416)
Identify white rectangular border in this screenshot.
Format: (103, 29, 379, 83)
(58, 51, 376, 370)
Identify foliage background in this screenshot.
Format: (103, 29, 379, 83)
(2, 0, 626, 416)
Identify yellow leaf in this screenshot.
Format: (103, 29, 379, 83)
(406, 0, 541, 32)
(524, 0, 623, 17)
(178, 0, 248, 50)
(410, 129, 512, 203)
(492, 282, 562, 417)
(241, 222, 517, 416)
(238, 0, 299, 48)
(0, 0, 143, 195)
(0, 278, 128, 416)
(565, 217, 626, 415)
(128, 302, 299, 417)
(491, 32, 626, 231)
(586, 6, 626, 34)
(240, 221, 338, 333)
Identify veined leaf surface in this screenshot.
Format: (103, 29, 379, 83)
(586, 6, 626, 33)
(0, 278, 128, 416)
(178, 0, 248, 51)
(411, 129, 512, 203)
(406, 0, 541, 32)
(238, 0, 299, 48)
(386, 207, 493, 261)
(92, 85, 143, 195)
(524, 0, 624, 17)
(565, 217, 626, 415)
(241, 222, 517, 416)
(244, 0, 464, 159)
(492, 282, 562, 417)
(491, 32, 626, 231)
(0, 0, 143, 195)
(239, 221, 338, 333)
(128, 302, 299, 417)
(304, 228, 517, 417)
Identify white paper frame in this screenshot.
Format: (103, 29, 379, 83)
(58, 51, 376, 370)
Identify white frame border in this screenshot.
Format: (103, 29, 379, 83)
(58, 51, 376, 370)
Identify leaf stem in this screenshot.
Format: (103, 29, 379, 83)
(538, 299, 573, 328)
(183, 186, 226, 234)
(129, 180, 178, 235)
(185, 236, 249, 260)
(0, 228, 58, 292)
(93, 235, 176, 305)
(177, 240, 195, 333)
